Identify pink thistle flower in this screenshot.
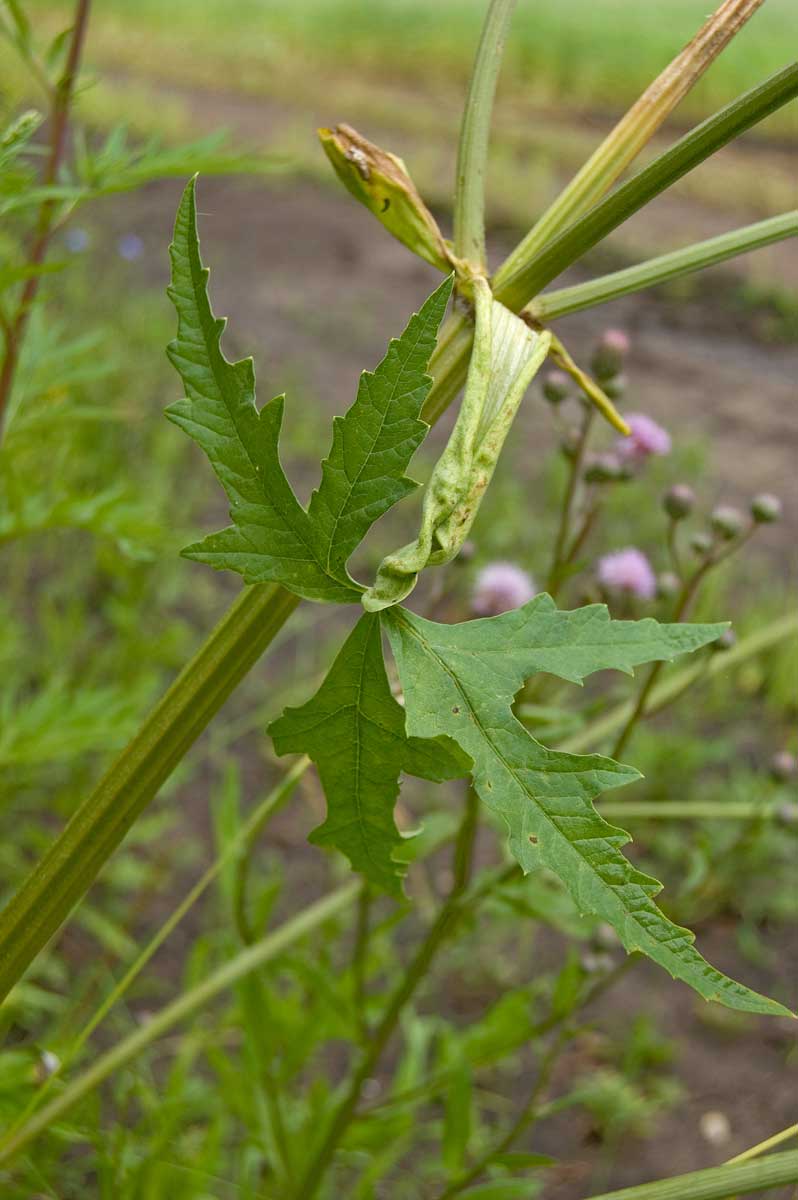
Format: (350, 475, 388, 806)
(472, 562, 535, 616)
(616, 413, 671, 464)
(596, 548, 656, 600)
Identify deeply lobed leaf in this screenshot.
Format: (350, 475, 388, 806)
(166, 176, 452, 603)
(384, 598, 790, 1016)
(269, 612, 468, 893)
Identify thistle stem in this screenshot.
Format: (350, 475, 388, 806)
(453, 0, 518, 270)
(294, 789, 480, 1199)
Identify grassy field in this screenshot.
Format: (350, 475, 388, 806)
(24, 0, 798, 128)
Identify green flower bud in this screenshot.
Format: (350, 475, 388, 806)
(690, 531, 713, 557)
(541, 369, 571, 404)
(712, 628, 736, 652)
(584, 453, 622, 483)
(663, 483, 695, 521)
(751, 493, 782, 524)
(710, 505, 744, 541)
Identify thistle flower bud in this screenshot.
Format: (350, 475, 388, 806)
(710, 505, 744, 541)
(584, 453, 622, 483)
(690, 531, 713, 557)
(602, 373, 627, 401)
(591, 329, 630, 381)
(712, 628, 736, 652)
(769, 750, 797, 782)
(541, 369, 571, 404)
(750, 493, 782, 524)
(663, 483, 695, 521)
(656, 571, 680, 600)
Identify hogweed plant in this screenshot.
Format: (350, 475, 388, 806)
(1, 0, 797, 1196)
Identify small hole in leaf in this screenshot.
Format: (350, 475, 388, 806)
(452, 706, 460, 714)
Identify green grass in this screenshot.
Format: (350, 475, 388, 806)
(27, 0, 797, 129)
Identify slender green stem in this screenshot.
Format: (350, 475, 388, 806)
(0, 881, 359, 1166)
(0, 583, 299, 1004)
(294, 790, 481, 1199)
(433, 1030, 567, 1199)
(493, 65, 798, 312)
(726, 1122, 798, 1165)
(582, 1149, 798, 1200)
(599, 801, 782, 820)
(494, 0, 766, 290)
(0, 0, 92, 438)
(547, 408, 594, 596)
(453, 0, 518, 269)
(233, 756, 310, 945)
(611, 556, 715, 758)
(530, 211, 798, 321)
(351, 882, 372, 1040)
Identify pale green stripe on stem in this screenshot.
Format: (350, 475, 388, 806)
(493, 64, 798, 311)
(453, 0, 518, 269)
(530, 211, 798, 320)
(494, 0, 767, 288)
(583, 1148, 798, 1200)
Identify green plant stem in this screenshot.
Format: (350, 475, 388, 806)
(0, 582, 299, 1005)
(0, 0, 92, 438)
(599, 801, 782, 820)
(0, 880, 359, 1167)
(433, 1030, 567, 1199)
(294, 789, 481, 1200)
(583, 1149, 798, 1200)
(453, 0, 517, 269)
(492, 64, 798, 312)
(232, 756, 310, 945)
(0, 755, 309, 1147)
(351, 881, 372, 1040)
(726, 1122, 798, 1165)
(494, 0, 767, 288)
(610, 558, 713, 758)
(547, 408, 594, 596)
(529, 211, 798, 321)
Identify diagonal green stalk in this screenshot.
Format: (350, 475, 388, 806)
(0, 881, 359, 1167)
(582, 1149, 798, 1200)
(453, 0, 518, 269)
(494, 0, 766, 287)
(493, 63, 798, 310)
(529, 210, 798, 320)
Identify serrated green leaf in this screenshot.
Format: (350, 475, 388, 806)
(269, 612, 468, 893)
(166, 177, 451, 603)
(384, 597, 790, 1016)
